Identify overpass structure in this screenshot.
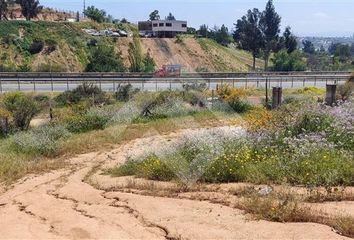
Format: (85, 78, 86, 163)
(0, 71, 351, 92)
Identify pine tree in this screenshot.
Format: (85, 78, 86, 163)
(259, 0, 281, 70)
(234, 8, 264, 70)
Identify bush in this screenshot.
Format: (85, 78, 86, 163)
(55, 83, 110, 106)
(115, 84, 140, 102)
(227, 97, 252, 113)
(271, 50, 307, 72)
(109, 156, 175, 182)
(216, 85, 253, 113)
(12, 125, 71, 156)
(65, 111, 110, 133)
(2, 92, 39, 131)
(86, 43, 126, 72)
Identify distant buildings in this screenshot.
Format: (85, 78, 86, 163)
(138, 20, 187, 38)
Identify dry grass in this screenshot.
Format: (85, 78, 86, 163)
(305, 188, 354, 203)
(235, 193, 354, 238)
(94, 178, 354, 239)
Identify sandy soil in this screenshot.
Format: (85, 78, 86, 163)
(0, 127, 352, 240)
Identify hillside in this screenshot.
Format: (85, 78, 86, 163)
(0, 21, 263, 72)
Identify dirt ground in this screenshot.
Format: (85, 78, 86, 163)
(0, 127, 352, 240)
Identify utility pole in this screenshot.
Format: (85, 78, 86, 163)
(83, 0, 86, 17)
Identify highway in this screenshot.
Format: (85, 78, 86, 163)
(0, 72, 351, 92)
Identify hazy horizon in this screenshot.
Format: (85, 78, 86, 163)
(40, 0, 354, 37)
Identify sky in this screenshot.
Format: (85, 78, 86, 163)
(40, 0, 354, 37)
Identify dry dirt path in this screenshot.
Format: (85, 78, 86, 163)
(0, 127, 351, 240)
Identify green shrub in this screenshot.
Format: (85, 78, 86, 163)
(2, 92, 39, 131)
(55, 83, 110, 106)
(86, 43, 126, 72)
(109, 156, 175, 181)
(228, 97, 252, 113)
(65, 112, 110, 133)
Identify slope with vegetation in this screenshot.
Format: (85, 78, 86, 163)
(0, 20, 263, 73)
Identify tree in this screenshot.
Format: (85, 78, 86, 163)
(233, 8, 264, 70)
(187, 27, 196, 35)
(149, 10, 160, 21)
(128, 36, 144, 72)
(215, 24, 232, 46)
(120, 18, 129, 24)
(272, 49, 306, 71)
(105, 14, 114, 23)
(302, 40, 315, 54)
(259, 0, 281, 70)
(16, 0, 43, 21)
(86, 43, 126, 72)
(0, 0, 9, 21)
(335, 44, 351, 63)
(283, 26, 297, 53)
(198, 24, 208, 38)
(328, 43, 338, 55)
(75, 11, 80, 22)
(143, 52, 156, 73)
(84, 6, 106, 23)
(166, 12, 175, 20)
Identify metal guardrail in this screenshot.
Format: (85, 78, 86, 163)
(0, 71, 351, 92)
(0, 71, 351, 79)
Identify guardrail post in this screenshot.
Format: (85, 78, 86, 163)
(155, 79, 158, 92)
(208, 79, 211, 89)
(0, 78, 2, 93)
(232, 79, 235, 88)
(50, 73, 54, 92)
(291, 77, 294, 88)
(245, 78, 248, 89)
(303, 77, 305, 87)
(33, 78, 36, 92)
(314, 76, 317, 86)
(169, 79, 172, 91)
(141, 80, 144, 91)
(66, 77, 69, 91)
